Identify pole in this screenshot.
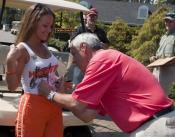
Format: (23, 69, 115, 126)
(0, 0, 6, 29)
(80, 11, 85, 32)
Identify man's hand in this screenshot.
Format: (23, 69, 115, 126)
(54, 76, 64, 92)
(149, 56, 157, 62)
(64, 81, 73, 93)
(38, 81, 97, 122)
(166, 117, 175, 129)
(38, 80, 53, 97)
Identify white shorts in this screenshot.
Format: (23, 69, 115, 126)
(130, 110, 175, 137)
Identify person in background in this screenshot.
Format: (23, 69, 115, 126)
(39, 33, 175, 137)
(73, 7, 110, 49)
(69, 7, 110, 88)
(150, 12, 175, 95)
(6, 3, 63, 137)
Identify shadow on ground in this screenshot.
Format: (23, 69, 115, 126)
(92, 132, 129, 137)
(90, 115, 129, 137)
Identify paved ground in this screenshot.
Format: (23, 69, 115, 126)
(0, 30, 16, 44)
(90, 115, 129, 137)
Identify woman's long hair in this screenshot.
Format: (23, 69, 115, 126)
(15, 3, 55, 45)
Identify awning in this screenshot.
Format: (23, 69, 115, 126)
(0, 0, 89, 12)
(147, 56, 175, 68)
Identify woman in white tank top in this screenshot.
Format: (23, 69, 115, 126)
(6, 3, 63, 137)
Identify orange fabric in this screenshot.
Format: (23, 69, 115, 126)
(16, 93, 63, 137)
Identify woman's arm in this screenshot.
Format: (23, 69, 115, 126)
(6, 44, 28, 91)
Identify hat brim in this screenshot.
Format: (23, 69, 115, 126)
(88, 13, 98, 16)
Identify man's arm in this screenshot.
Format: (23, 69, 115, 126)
(38, 80, 97, 122)
(53, 93, 97, 122)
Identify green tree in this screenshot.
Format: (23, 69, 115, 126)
(97, 22, 110, 33)
(107, 19, 138, 53)
(55, 11, 80, 29)
(128, 6, 170, 65)
(53, 0, 82, 50)
(54, 0, 81, 29)
(51, 11, 80, 51)
(2, 8, 23, 25)
(48, 37, 66, 51)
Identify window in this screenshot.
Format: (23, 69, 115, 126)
(137, 5, 149, 19)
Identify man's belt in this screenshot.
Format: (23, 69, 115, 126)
(145, 105, 174, 123)
(152, 105, 174, 118)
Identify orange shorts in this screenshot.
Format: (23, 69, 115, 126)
(16, 93, 63, 137)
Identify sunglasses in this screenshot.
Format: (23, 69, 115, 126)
(165, 19, 174, 23)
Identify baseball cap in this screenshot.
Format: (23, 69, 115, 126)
(87, 8, 98, 16)
(164, 12, 175, 21)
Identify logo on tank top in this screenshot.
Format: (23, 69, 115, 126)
(29, 63, 58, 88)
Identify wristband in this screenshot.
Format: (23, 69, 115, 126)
(47, 90, 57, 101)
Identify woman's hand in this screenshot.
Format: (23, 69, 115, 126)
(149, 56, 157, 62)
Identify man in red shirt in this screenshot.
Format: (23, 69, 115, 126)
(39, 33, 175, 136)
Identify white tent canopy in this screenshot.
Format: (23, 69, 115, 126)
(0, 0, 89, 12)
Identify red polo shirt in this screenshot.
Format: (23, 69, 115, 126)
(72, 49, 173, 133)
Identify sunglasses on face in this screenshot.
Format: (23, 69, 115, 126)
(165, 20, 174, 23)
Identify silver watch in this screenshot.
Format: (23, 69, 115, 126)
(47, 90, 57, 101)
